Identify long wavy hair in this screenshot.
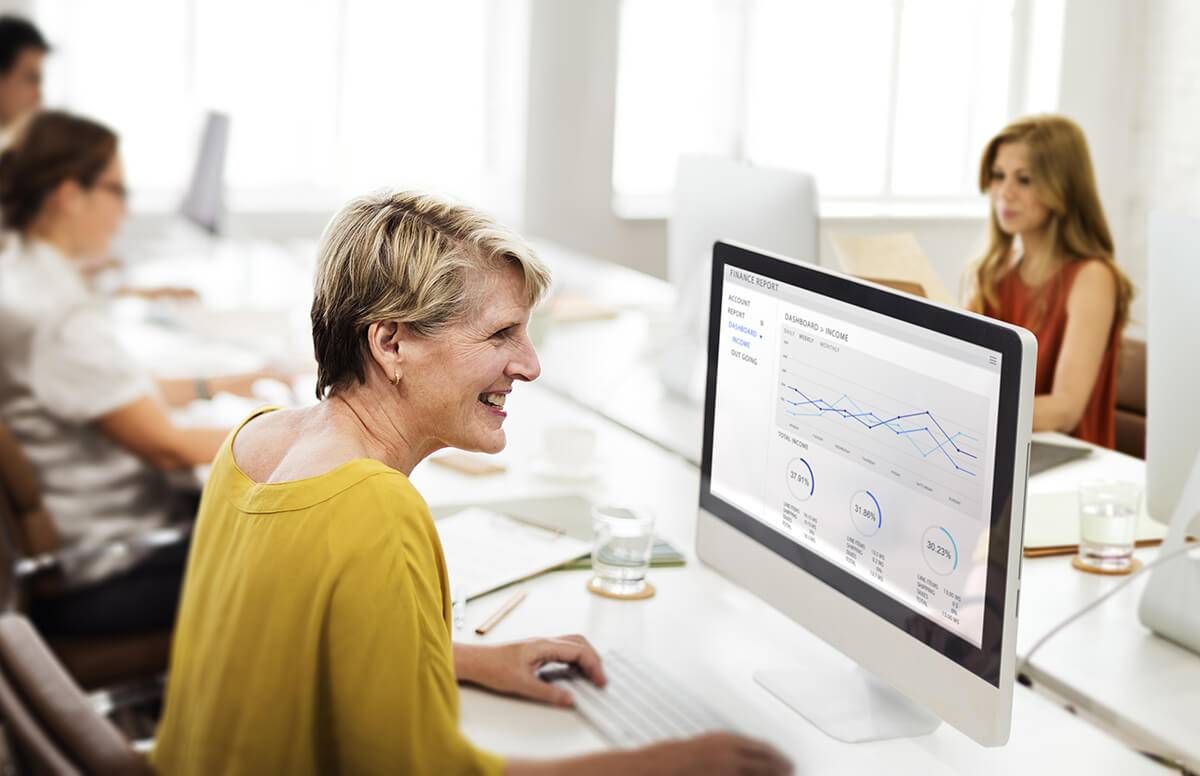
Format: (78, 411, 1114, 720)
(974, 114, 1133, 330)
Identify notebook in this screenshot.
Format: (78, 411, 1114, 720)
(1022, 490, 1168, 557)
(435, 507, 591, 600)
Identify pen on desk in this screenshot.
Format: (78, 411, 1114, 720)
(475, 590, 527, 636)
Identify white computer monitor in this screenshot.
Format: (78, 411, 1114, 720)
(1138, 212, 1200, 654)
(696, 241, 1035, 745)
(178, 111, 230, 235)
(1145, 212, 1200, 526)
(658, 156, 818, 403)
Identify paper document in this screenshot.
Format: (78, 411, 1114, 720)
(435, 508, 591, 600)
(1022, 490, 1167, 555)
(830, 232, 957, 306)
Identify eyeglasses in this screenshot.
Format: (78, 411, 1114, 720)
(93, 180, 129, 203)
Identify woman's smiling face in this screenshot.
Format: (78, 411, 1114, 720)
(398, 263, 541, 455)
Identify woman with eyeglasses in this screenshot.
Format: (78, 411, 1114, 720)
(0, 110, 277, 635)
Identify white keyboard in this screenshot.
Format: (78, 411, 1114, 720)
(541, 650, 732, 747)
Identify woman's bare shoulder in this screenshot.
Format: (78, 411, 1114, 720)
(233, 406, 365, 484)
(1071, 258, 1119, 295)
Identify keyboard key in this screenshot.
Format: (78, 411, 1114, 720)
(545, 649, 732, 747)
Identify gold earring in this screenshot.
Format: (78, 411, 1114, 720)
(391, 371, 399, 386)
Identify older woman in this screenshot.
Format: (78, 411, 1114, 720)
(152, 192, 790, 774)
(0, 110, 281, 634)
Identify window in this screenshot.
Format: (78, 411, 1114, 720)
(32, 0, 529, 219)
(613, 0, 1033, 217)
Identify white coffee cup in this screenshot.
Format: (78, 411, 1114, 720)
(542, 424, 597, 475)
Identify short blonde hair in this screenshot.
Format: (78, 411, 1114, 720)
(311, 191, 551, 398)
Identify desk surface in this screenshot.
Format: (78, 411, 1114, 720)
(416, 385, 1168, 774)
(1017, 444, 1200, 770)
(531, 241, 705, 466)
(128, 234, 1177, 773)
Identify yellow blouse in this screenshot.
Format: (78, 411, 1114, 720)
(152, 409, 503, 775)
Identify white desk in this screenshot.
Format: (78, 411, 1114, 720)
(120, 234, 1175, 773)
(414, 385, 1168, 774)
(531, 240, 1200, 769)
(532, 241, 705, 465)
(1018, 445, 1200, 771)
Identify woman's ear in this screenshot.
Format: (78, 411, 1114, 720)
(365, 320, 404, 383)
(46, 179, 85, 217)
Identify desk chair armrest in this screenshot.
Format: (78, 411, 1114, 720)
(11, 524, 191, 590)
(90, 675, 165, 718)
(12, 553, 59, 579)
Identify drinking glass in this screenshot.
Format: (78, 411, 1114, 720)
(1077, 480, 1141, 572)
(590, 504, 655, 596)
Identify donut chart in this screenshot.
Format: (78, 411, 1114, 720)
(850, 489, 882, 536)
(786, 457, 815, 501)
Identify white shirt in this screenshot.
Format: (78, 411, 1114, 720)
(0, 238, 175, 549)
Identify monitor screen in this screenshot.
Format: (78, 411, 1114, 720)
(700, 243, 1023, 686)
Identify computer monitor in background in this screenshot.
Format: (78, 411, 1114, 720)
(697, 241, 1035, 744)
(657, 156, 818, 403)
(1138, 212, 1200, 654)
(178, 111, 230, 235)
(1145, 212, 1200, 524)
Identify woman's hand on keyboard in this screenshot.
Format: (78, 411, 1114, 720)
(636, 732, 792, 775)
(506, 731, 792, 775)
(454, 634, 607, 707)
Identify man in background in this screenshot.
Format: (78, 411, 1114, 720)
(0, 15, 48, 143)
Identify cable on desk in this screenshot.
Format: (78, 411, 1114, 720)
(1018, 542, 1200, 674)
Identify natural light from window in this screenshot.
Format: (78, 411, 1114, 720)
(613, 0, 1021, 216)
(33, 0, 524, 215)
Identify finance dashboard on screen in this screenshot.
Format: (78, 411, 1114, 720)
(708, 264, 1004, 648)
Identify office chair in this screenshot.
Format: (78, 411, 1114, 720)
(0, 613, 151, 775)
(1115, 336, 1147, 459)
(0, 421, 177, 690)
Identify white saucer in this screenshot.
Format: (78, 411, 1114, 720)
(530, 458, 599, 482)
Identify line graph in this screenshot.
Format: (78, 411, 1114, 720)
(773, 326, 991, 516)
(780, 384, 979, 476)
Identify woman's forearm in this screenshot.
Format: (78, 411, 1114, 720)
(1032, 393, 1083, 434)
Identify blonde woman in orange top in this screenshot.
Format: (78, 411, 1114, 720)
(967, 115, 1134, 448)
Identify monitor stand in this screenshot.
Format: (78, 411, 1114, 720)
(754, 664, 940, 743)
(1139, 451, 1200, 654)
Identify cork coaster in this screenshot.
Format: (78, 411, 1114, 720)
(1071, 556, 1143, 576)
(586, 577, 656, 600)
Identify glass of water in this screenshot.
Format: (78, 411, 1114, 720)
(1077, 480, 1141, 572)
(590, 504, 655, 597)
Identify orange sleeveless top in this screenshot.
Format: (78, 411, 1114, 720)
(984, 259, 1120, 448)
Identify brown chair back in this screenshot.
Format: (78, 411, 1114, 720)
(1115, 337, 1147, 459)
(0, 613, 151, 775)
(0, 420, 64, 558)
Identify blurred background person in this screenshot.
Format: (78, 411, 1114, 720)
(0, 14, 47, 146)
(968, 115, 1134, 448)
(0, 110, 280, 634)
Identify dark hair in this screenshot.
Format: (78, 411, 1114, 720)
(0, 16, 49, 75)
(0, 110, 117, 232)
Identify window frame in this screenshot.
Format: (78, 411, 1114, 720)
(611, 0, 1045, 221)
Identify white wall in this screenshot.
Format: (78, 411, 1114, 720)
(1056, 0, 1147, 327)
(1126, 0, 1200, 332)
(524, 0, 666, 275)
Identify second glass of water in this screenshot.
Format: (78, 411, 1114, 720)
(1077, 480, 1141, 572)
(590, 504, 655, 597)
